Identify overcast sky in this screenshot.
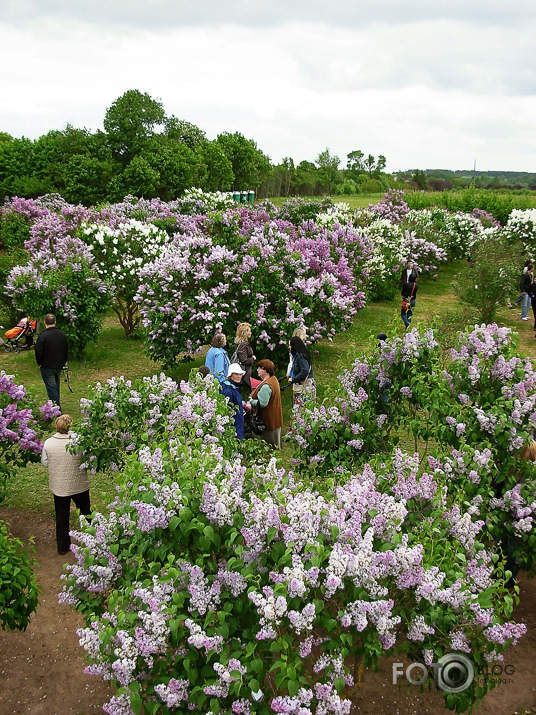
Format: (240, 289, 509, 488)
(1, 0, 535, 173)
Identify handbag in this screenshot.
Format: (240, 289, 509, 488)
(250, 409, 265, 435)
(291, 357, 312, 394)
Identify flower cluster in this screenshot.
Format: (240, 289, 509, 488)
(80, 220, 171, 335)
(0, 371, 61, 502)
(504, 208, 536, 252)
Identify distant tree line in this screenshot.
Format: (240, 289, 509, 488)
(399, 168, 536, 192)
(0, 89, 534, 206)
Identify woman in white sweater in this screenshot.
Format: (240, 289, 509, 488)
(41, 414, 90, 555)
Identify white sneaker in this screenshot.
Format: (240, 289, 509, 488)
(522, 317, 529, 320)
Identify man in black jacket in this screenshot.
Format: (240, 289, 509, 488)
(35, 313, 68, 410)
(400, 259, 418, 289)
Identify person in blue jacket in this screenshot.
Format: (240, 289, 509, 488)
(205, 332, 230, 384)
(221, 363, 246, 439)
(287, 336, 316, 407)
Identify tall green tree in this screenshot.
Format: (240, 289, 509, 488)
(346, 149, 365, 178)
(294, 160, 319, 196)
(412, 169, 428, 190)
(164, 117, 206, 150)
(103, 90, 166, 166)
(316, 148, 340, 194)
(216, 132, 271, 189)
(0, 137, 43, 200)
(198, 141, 234, 192)
(144, 138, 204, 200)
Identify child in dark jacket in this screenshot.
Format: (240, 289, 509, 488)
(221, 363, 246, 439)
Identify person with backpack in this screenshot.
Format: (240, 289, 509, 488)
(231, 322, 257, 391)
(287, 336, 316, 407)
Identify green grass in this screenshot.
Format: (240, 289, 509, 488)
(2, 261, 536, 513)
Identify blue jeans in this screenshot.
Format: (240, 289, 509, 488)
(401, 308, 412, 329)
(521, 293, 531, 318)
(41, 368, 61, 410)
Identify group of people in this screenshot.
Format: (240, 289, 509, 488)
(400, 259, 419, 329)
(26, 313, 318, 556)
(203, 322, 316, 448)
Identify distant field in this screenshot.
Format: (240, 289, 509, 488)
(266, 194, 384, 208)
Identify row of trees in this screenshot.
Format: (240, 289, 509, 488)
(0, 91, 271, 205)
(4, 89, 534, 206)
(398, 168, 536, 192)
(0, 89, 400, 206)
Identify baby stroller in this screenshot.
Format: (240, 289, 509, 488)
(4, 317, 37, 353)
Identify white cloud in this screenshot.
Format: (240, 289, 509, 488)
(3, 0, 535, 30)
(0, 2, 535, 172)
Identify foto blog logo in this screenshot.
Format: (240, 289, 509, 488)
(392, 653, 474, 694)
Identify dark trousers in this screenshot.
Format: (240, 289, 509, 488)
(41, 368, 61, 410)
(53, 490, 91, 553)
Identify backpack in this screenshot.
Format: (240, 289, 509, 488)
(230, 343, 246, 369)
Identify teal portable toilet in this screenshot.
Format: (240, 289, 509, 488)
(232, 191, 240, 203)
(240, 191, 247, 203)
(248, 190, 255, 203)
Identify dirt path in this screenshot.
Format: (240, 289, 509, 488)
(0, 507, 535, 715)
(0, 508, 113, 715)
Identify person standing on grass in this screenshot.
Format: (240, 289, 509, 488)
(250, 359, 283, 448)
(221, 363, 246, 440)
(204, 332, 230, 385)
(35, 313, 68, 411)
(232, 322, 257, 392)
(529, 278, 536, 334)
(287, 336, 316, 408)
(400, 259, 418, 289)
(41, 414, 90, 555)
(520, 264, 533, 321)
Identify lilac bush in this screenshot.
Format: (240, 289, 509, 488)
(70, 371, 237, 475)
(504, 208, 536, 252)
(80, 220, 171, 335)
(4, 236, 111, 357)
(135, 212, 370, 367)
(369, 189, 409, 223)
(63, 430, 524, 714)
(0, 370, 61, 502)
(289, 324, 536, 573)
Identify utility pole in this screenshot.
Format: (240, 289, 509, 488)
(473, 159, 476, 187)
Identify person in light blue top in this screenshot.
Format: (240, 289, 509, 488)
(205, 332, 230, 384)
